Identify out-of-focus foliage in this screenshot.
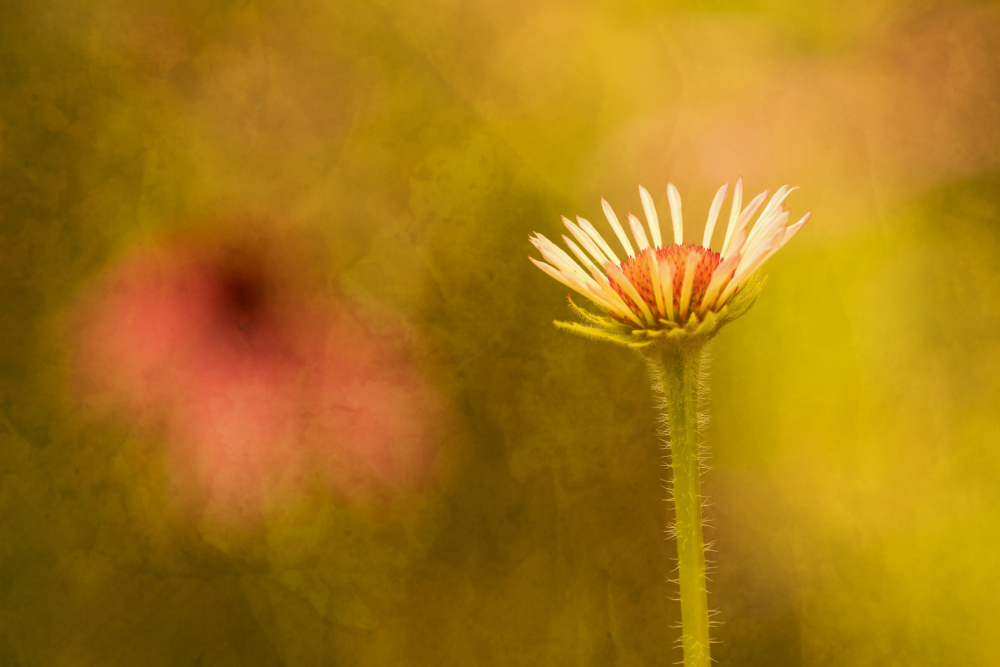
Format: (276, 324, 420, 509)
(2, 0, 1000, 664)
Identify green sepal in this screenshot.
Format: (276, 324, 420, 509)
(553, 320, 639, 347)
(566, 295, 624, 330)
(693, 308, 723, 337)
(720, 272, 766, 323)
(555, 271, 769, 350)
(666, 326, 691, 342)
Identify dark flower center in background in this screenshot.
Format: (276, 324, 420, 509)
(72, 228, 445, 517)
(215, 259, 271, 335)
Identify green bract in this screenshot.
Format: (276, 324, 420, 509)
(554, 272, 766, 349)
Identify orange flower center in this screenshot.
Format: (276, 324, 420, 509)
(609, 244, 722, 321)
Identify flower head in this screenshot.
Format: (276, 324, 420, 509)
(529, 180, 809, 347)
(70, 226, 445, 518)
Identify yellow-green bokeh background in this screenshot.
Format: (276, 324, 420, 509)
(3, 0, 1000, 664)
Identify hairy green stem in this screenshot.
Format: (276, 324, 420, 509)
(648, 343, 711, 667)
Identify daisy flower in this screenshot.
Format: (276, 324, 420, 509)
(529, 179, 811, 666)
(529, 180, 809, 346)
(70, 228, 445, 518)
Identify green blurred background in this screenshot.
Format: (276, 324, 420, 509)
(3, 0, 1000, 664)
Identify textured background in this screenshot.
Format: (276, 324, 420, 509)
(3, 0, 1000, 664)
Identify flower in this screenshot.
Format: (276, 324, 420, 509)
(70, 226, 445, 517)
(529, 179, 809, 346)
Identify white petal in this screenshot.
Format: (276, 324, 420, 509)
(735, 224, 785, 280)
(561, 235, 601, 275)
(741, 187, 799, 253)
(741, 210, 788, 263)
(782, 211, 811, 243)
(720, 178, 744, 257)
(721, 189, 769, 260)
(756, 185, 798, 226)
(647, 249, 666, 318)
(719, 225, 748, 273)
(603, 261, 655, 326)
(699, 252, 741, 314)
(741, 198, 785, 254)
(638, 185, 663, 249)
(677, 250, 699, 321)
(563, 218, 609, 265)
(658, 257, 675, 321)
(529, 257, 597, 302)
(601, 198, 636, 258)
(667, 182, 684, 245)
(530, 255, 641, 324)
(713, 270, 743, 308)
(628, 213, 650, 251)
(717, 232, 782, 307)
(755, 185, 788, 222)
(702, 183, 729, 249)
(582, 281, 636, 322)
(531, 235, 591, 285)
(755, 212, 808, 268)
(727, 213, 806, 304)
(577, 217, 622, 265)
(584, 263, 645, 327)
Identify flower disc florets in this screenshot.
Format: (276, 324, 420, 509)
(611, 244, 722, 325)
(529, 180, 809, 347)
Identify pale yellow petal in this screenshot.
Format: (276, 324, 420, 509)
(601, 198, 636, 258)
(604, 261, 655, 326)
(677, 250, 699, 321)
(702, 183, 729, 249)
(720, 177, 743, 257)
(667, 182, 684, 245)
(628, 213, 650, 251)
(638, 184, 663, 249)
(577, 217, 622, 265)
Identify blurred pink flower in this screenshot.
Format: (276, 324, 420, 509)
(72, 227, 444, 517)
